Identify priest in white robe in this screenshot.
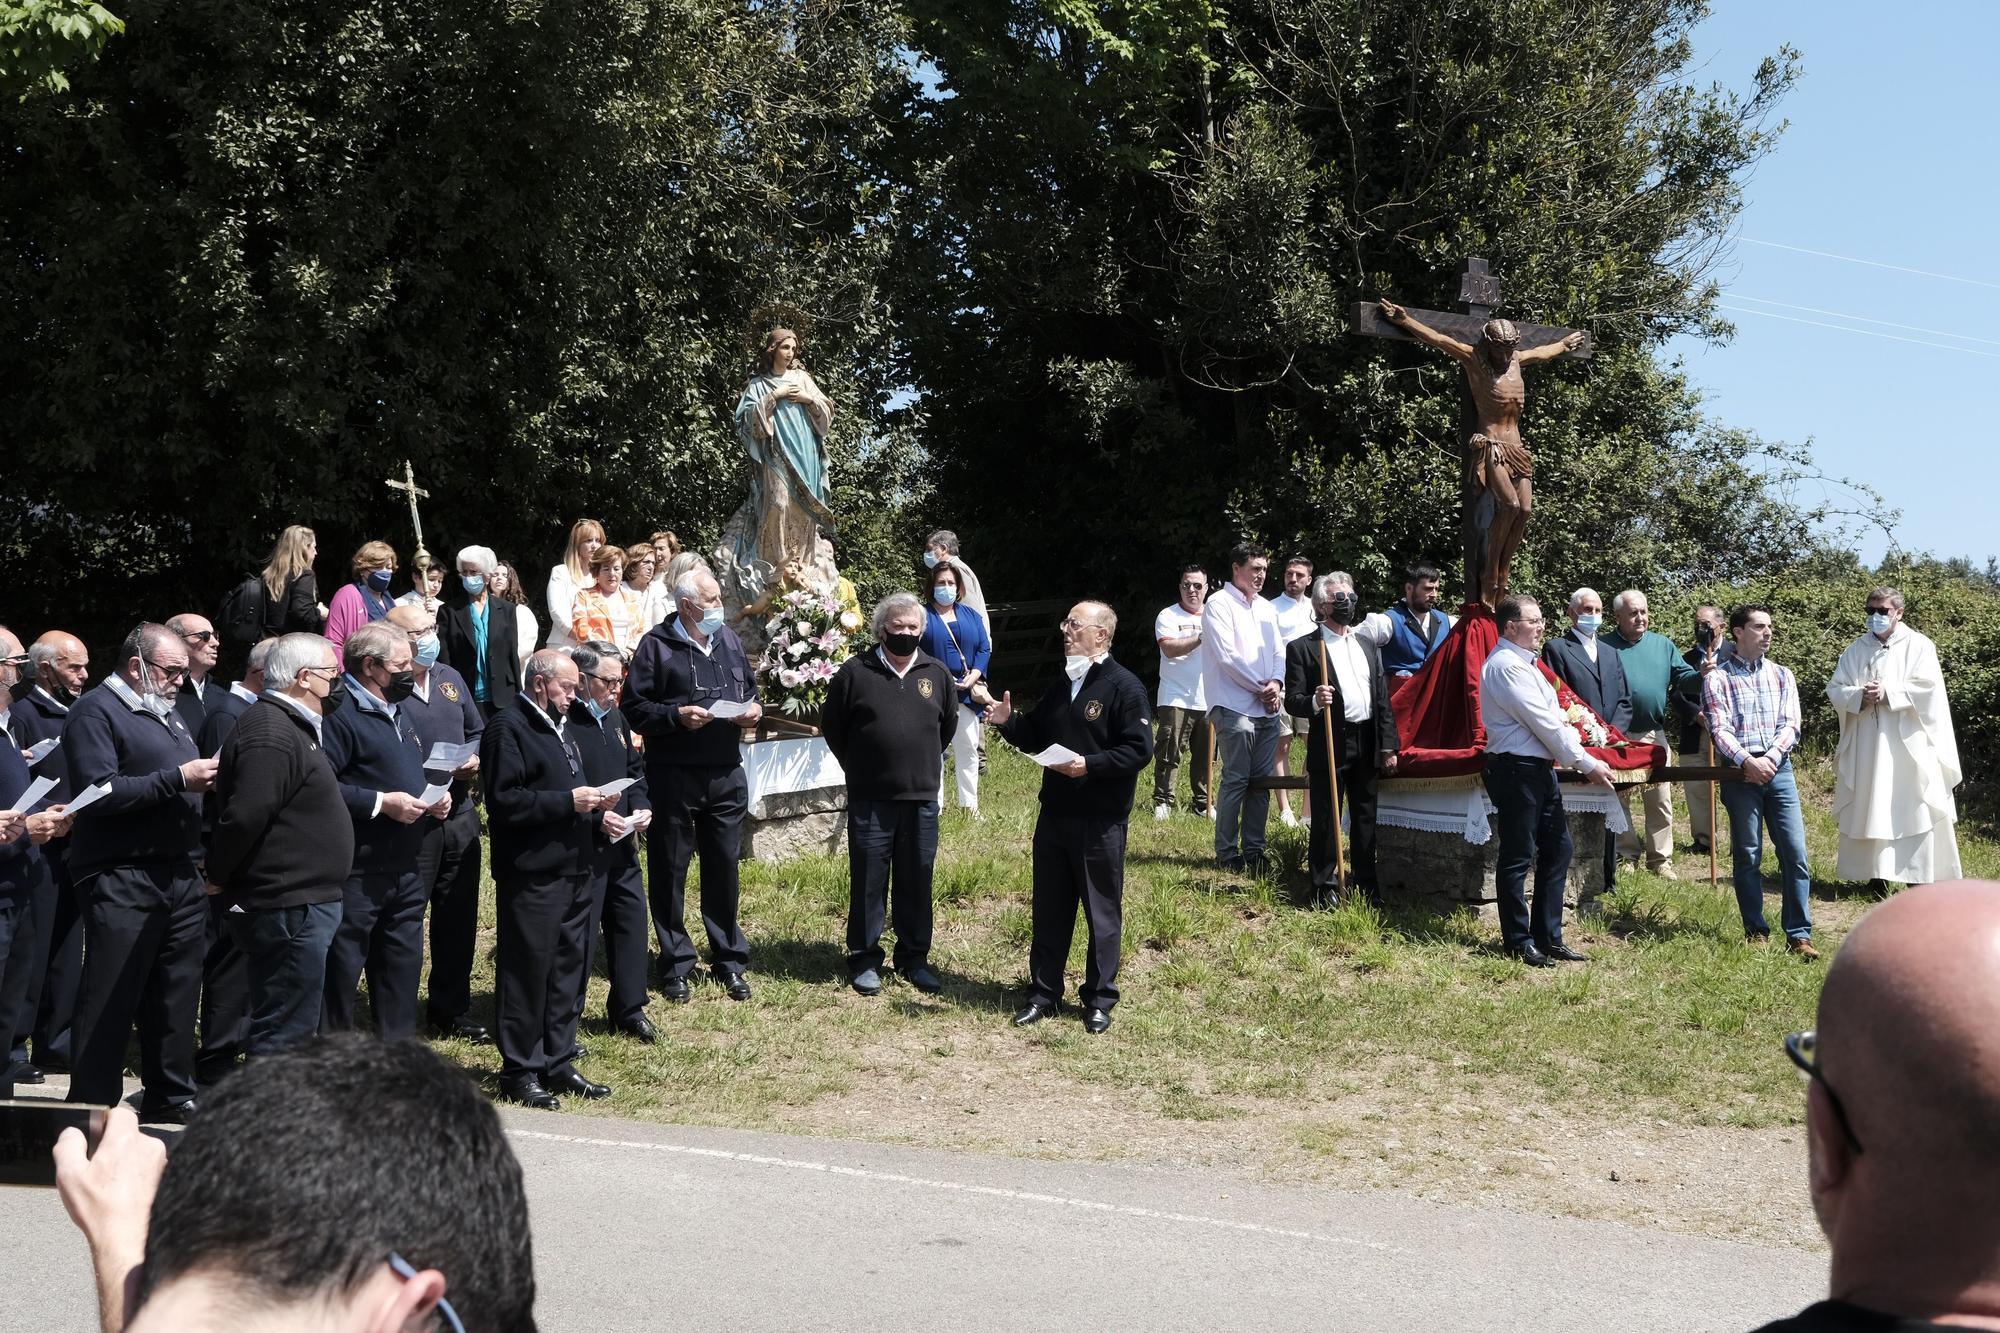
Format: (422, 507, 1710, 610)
(1827, 587, 1961, 884)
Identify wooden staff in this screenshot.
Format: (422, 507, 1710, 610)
(1707, 732, 1720, 890)
(1317, 639, 1347, 896)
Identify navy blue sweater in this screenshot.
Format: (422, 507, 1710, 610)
(322, 683, 432, 874)
(481, 698, 593, 881)
(0, 733, 50, 902)
(10, 687, 74, 803)
(402, 664, 483, 804)
(624, 616, 759, 768)
(996, 657, 1154, 820)
(208, 698, 352, 909)
(62, 679, 203, 877)
(569, 701, 649, 869)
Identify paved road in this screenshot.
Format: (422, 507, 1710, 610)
(0, 1105, 1822, 1331)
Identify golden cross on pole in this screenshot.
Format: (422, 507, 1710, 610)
(384, 459, 432, 570)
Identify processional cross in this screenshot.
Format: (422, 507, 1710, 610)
(384, 459, 432, 570)
(1352, 259, 1591, 608)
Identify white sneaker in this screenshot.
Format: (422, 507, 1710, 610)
(1154, 803, 1171, 821)
(1279, 807, 1298, 828)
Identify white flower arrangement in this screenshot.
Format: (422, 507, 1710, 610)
(758, 589, 865, 715)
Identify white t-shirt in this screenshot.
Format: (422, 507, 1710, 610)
(1271, 593, 1316, 645)
(1154, 604, 1207, 709)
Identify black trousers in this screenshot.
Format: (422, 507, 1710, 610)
(845, 798, 939, 975)
(4, 851, 60, 1065)
(194, 896, 249, 1083)
(1027, 814, 1127, 1011)
(496, 873, 593, 1085)
(419, 806, 483, 1024)
(1482, 756, 1574, 949)
(68, 863, 205, 1108)
(1306, 730, 1381, 895)
(581, 850, 650, 1026)
(31, 848, 83, 1068)
(648, 764, 749, 979)
(0, 890, 32, 1098)
(323, 866, 428, 1043)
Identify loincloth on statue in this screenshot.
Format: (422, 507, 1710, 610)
(1467, 432, 1533, 489)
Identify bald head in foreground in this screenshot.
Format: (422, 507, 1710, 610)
(1753, 880, 2000, 1331)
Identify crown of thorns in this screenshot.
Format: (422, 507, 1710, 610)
(1480, 318, 1521, 347)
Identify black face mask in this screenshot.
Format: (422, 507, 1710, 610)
(1695, 623, 1716, 647)
(1325, 594, 1359, 626)
(883, 631, 921, 657)
(322, 679, 350, 714)
(48, 681, 77, 705)
(382, 668, 417, 703)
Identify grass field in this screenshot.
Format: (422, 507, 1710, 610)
(418, 739, 1997, 1244)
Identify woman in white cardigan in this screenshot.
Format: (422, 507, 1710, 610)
(543, 517, 606, 649)
(491, 561, 541, 669)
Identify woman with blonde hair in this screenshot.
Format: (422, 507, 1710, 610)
(544, 518, 606, 649)
(491, 562, 541, 669)
(571, 546, 643, 653)
(259, 524, 327, 634)
(324, 540, 398, 650)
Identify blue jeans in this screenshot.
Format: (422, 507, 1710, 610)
(226, 900, 342, 1058)
(1718, 759, 1813, 940)
(1210, 706, 1283, 863)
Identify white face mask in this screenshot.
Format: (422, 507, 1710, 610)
(142, 689, 176, 719)
(1064, 654, 1093, 681)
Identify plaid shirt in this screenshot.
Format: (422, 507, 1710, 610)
(1701, 652, 1800, 766)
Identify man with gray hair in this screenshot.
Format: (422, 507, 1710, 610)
(440, 543, 518, 717)
(625, 567, 764, 1003)
(1602, 588, 1706, 877)
(62, 623, 218, 1116)
(821, 593, 957, 995)
(207, 633, 353, 1058)
(1827, 587, 1961, 888)
(1541, 586, 1632, 892)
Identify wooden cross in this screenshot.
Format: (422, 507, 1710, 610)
(384, 459, 432, 568)
(1349, 258, 1592, 359)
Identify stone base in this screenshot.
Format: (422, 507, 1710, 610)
(743, 784, 847, 861)
(1376, 810, 1608, 923)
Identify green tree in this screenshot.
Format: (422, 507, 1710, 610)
(1, 0, 122, 98)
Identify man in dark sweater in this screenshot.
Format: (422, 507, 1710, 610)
(566, 641, 654, 1041)
(623, 569, 763, 1002)
(167, 613, 229, 740)
(7, 629, 87, 1081)
(386, 604, 489, 1043)
(821, 593, 956, 997)
(0, 626, 71, 1101)
(483, 649, 616, 1109)
(321, 623, 450, 1043)
(207, 634, 354, 1058)
(189, 636, 269, 1086)
(986, 600, 1153, 1034)
(62, 623, 218, 1118)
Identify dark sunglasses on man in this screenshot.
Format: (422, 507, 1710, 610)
(181, 629, 217, 645)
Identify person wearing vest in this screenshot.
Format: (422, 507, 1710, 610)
(1357, 563, 1456, 678)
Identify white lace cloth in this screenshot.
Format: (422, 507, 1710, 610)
(1377, 776, 1630, 846)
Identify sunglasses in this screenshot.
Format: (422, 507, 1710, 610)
(143, 658, 188, 681)
(181, 629, 217, 645)
(1784, 1030, 1863, 1155)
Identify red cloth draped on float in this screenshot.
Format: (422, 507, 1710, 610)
(1387, 603, 1663, 780)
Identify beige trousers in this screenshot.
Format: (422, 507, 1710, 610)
(1616, 730, 1676, 870)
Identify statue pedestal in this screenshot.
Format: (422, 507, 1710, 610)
(740, 734, 847, 862)
(1374, 776, 1623, 922)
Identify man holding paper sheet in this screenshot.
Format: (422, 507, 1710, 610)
(7, 628, 86, 1082)
(985, 601, 1152, 1034)
(0, 625, 70, 1100)
(566, 641, 655, 1042)
(321, 623, 449, 1043)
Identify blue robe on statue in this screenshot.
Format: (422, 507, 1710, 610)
(731, 368, 836, 588)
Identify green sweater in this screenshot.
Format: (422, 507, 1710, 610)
(1600, 629, 1701, 734)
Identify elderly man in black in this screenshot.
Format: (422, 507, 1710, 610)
(985, 600, 1152, 1034)
(623, 568, 763, 1003)
(483, 648, 616, 1109)
(821, 592, 957, 997)
(7, 629, 88, 1082)
(1284, 573, 1401, 908)
(566, 641, 654, 1043)
(0, 626, 70, 1100)
(62, 623, 218, 1119)
(322, 623, 451, 1043)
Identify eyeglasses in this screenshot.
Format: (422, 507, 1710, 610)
(386, 1253, 466, 1333)
(1783, 1030, 1863, 1155)
(1179, 581, 1205, 590)
(299, 665, 340, 684)
(590, 673, 625, 688)
(180, 629, 217, 645)
(143, 658, 188, 682)
(0, 654, 29, 669)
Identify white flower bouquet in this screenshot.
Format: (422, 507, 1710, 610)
(758, 588, 864, 716)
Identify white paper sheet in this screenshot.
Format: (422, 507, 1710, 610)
(60, 781, 113, 816)
(608, 809, 652, 845)
(10, 776, 57, 811)
(24, 738, 58, 766)
(706, 699, 751, 719)
(1032, 744, 1085, 768)
(425, 741, 479, 770)
(418, 784, 450, 807)
(596, 777, 637, 797)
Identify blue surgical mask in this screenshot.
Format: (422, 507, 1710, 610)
(698, 606, 725, 635)
(366, 568, 394, 592)
(1574, 613, 1602, 636)
(921, 550, 939, 569)
(586, 697, 609, 721)
(460, 574, 485, 596)
(1866, 612, 1893, 635)
(933, 586, 957, 607)
(414, 635, 441, 667)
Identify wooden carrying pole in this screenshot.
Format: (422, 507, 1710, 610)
(1317, 640, 1347, 896)
(1707, 733, 1720, 890)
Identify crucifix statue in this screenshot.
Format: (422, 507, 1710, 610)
(384, 458, 432, 571)
(1352, 259, 1591, 608)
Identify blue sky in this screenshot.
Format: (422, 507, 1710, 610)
(1668, 3, 1997, 566)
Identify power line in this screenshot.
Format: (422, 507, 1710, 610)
(1738, 237, 2000, 292)
(1727, 294, 2000, 348)
(1716, 303, 2000, 360)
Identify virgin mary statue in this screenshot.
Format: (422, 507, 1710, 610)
(722, 326, 837, 603)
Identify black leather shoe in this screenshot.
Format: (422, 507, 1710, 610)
(1082, 1007, 1112, 1034)
(1544, 942, 1588, 963)
(138, 1098, 199, 1125)
(1506, 941, 1556, 969)
(568, 1042, 589, 1063)
(550, 1069, 612, 1100)
(616, 1015, 658, 1044)
(1310, 888, 1340, 911)
(720, 972, 752, 1001)
(1012, 999, 1060, 1027)
(432, 1016, 493, 1044)
(9, 1061, 45, 1085)
(660, 974, 691, 1003)
(903, 963, 943, 995)
(499, 1078, 560, 1110)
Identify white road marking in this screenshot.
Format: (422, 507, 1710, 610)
(509, 1129, 1416, 1257)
